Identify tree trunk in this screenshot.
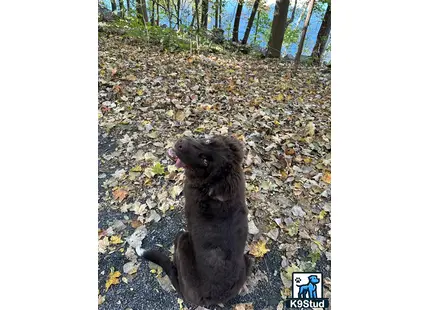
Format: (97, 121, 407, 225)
(201, 0, 209, 29)
(293, 0, 315, 73)
(253, 10, 260, 44)
(267, 0, 290, 58)
(311, 2, 331, 64)
(166, 0, 172, 28)
(285, 0, 297, 30)
(136, 0, 142, 19)
(219, 0, 222, 28)
(110, 0, 117, 12)
(241, 0, 260, 45)
(151, 0, 155, 25)
(119, 0, 125, 17)
(136, 0, 149, 23)
(142, 0, 149, 22)
(232, 0, 244, 42)
(195, 0, 200, 31)
(215, 0, 219, 28)
(295, 0, 307, 28)
(126, 0, 130, 15)
(176, 0, 181, 29)
(156, 2, 160, 26)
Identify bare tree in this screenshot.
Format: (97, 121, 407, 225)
(201, 0, 209, 29)
(267, 0, 291, 58)
(311, 1, 331, 64)
(285, 0, 297, 30)
(215, 0, 219, 28)
(219, 0, 222, 27)
(151, 0, 155, 25)
(190, 0, 200, 31)
(167, 0, 172, 27)
(110, 0, 117, 12)
(126, 0, 131, 15)
(241, 0, 260, 45)
(293, 0, 315, 73)
(136, 0, 149, 23)
(253, 9, 260, 44)
(295, 0, 308, 28)
(119, 0, 125, 17)
(156, 1, 160, 25)
(232, 0, 244, 42)
(173, 0, 181, 29)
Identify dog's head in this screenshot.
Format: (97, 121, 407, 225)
(168, 135, 244, 200)
(169, 135, 243, 174)
(308, 275, 320, 285)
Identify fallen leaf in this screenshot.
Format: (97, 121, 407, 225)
(98, 236, 109, 254)
(131, 219, 143, 228)
(123, 261, 140, 275)
(152, 162, 165, 175)
(113, 188, 128, 202)
(126, 226, 148, 255)
(322, 172, 331, 184)
(175, 110, 185, 122)
(105, 268, 121, 291)
(146, 210, 161, 223)
(110, 235, 123, 244)
(98, 294, 105, 305)
(130, 165, 142, 172)
(233, 303, 254, 310)
(266, 228, 279, 241)
(249, 240, 270, 258)
(275, 93, 284, 102)
(248, 220, 259, 235)
(306, 121, 316, 136)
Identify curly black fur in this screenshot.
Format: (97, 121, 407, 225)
(143, 135, 252, 306)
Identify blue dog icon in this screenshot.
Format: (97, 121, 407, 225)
(297, 275, 320, 298)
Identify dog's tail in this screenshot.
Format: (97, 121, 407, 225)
(142, 249, 180, 293)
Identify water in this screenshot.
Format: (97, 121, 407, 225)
(101, 0, 331, 61)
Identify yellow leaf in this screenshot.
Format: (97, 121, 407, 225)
(178, 298, 184, 310)
(110, 235, 123, 244)
(303, 157, 312, 164)
(322, 172, 331, 184)
(249, 240, 270, 258)
(136, 89, 144, 96)
(105, 269, 121, 292)
(275, 93, 284, 101)
(130, 165, 142, 172)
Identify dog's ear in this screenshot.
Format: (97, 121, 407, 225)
(225, 135, 244, 162)
(208, 169, 241, 202)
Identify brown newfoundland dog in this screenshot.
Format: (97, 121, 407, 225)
(143, 135, 252, 306)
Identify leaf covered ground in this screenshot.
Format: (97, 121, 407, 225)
(98, 32, 331, 310)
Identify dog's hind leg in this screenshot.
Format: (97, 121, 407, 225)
(175, 232, 203, 305)
(244, 254, 254, 277)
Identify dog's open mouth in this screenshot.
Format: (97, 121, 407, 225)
(168, 148, 186, 168)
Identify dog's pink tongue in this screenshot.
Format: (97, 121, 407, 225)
(175, 158, 185, 168)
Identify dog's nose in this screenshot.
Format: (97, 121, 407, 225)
(176, 139, 184, 150)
